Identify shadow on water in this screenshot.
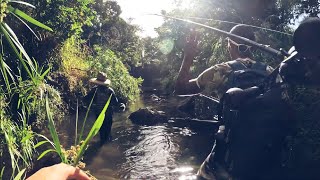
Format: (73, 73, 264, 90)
(57, 94, 216, 179)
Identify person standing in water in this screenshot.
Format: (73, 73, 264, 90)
(85, 71, 125, 144)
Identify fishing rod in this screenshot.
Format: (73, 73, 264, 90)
(154, 14, 294, 98)
(151, 14, 288, 59)
(178, 16, 293, 36)
(169, 117, 219, 124)
(178, 93, 220, 103)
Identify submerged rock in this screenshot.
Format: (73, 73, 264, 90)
(129, 107, 168, 125)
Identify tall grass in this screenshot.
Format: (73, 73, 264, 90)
(0, 1, 55, 179)
(36, 95, 112, 169)
(0, 1, 53, 92)
(74, 95, 112, 166)
(78, 89, 97, 144)
(0, 115, 35, 179)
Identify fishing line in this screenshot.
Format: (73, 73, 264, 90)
(149, 14, 285, 58)
(180, 16, 293, 36)
(138, 12, 291, 36)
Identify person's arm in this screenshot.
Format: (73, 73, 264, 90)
(266, 65, 274, 74)
(193, 63, 231, 92)
(27, 163, 90, 180)
(109, 88, 126, 111)
(174, 32, 201, 95)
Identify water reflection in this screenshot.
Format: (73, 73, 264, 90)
(121, 126, 179, 179)
(59, 95, 215, 179)
(172, 167, 197, 180)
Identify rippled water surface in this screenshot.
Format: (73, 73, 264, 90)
(58, 95, 216, 179)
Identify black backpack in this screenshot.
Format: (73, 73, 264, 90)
(214, 60, 291, 179)
(223, 59, 269, 92)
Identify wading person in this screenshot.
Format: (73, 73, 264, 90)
(174, 24, 273, 98)
(276, 17, 320, 179)
(198, 17, 320, 180)
(85, 72, 125, 144)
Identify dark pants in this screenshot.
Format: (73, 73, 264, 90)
(95, 110, 113, 143)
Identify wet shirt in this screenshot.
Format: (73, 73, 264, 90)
(194, 58, 273, 97)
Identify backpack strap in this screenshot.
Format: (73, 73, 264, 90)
(227, 59, 248, 71)
(222, 60, 248, 91)
(221, 59, 269, 96)
(251, 61, 267, 71)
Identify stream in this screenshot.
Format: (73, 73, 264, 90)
(57, 94, 216, 179)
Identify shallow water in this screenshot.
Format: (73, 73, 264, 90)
(58, 94, 216, 179)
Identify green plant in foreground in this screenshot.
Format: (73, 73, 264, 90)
(0, 92, 35, 180)
(36, 95, 112, 169)
(0, 167, 26, 180)
(0, 1, 54, 179)
(14, 60, 64, 127)
(0, 0, 53, 92)
(0, 118, 34, 180)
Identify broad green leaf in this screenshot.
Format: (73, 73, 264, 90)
(9, 1, 35, 8)
(20, 133, 32, 143)
(2, 61, 15, 84)
(0, 55, 11, 93)
(3, 23, 35, 70)
(78, 89, 97, 143)
(11, 13, 40, 40)
(40, 67, 51, 79)
(34, 141, 49, 149)
(46, 96, 66, 162)
(0, 24, 33, 80)
(13, 168, 26, 180)
(74, 95, 112, 166)
(37, 149, 56, 160)
(7, 6, 53, 31)
(4, 131, 19, 174)
(75, 99, 78, 145)
(0, 167, 5, 179)
(37, 134, 55, 147)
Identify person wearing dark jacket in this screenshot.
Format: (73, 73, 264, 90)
(85, 72, 125, 144)
(198, 17, 320, 180)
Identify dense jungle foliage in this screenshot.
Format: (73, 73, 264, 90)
(0, 0, 319, 179)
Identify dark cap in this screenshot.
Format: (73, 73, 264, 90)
(229, 24, 255, 43)
(293, 17, 320, 57)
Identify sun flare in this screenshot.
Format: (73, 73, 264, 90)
(116, 0, 193, 37)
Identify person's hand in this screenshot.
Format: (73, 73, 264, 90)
(184, 30, 199, 56)
(119, 103, 126, 112)
(27, 163, 90, 180)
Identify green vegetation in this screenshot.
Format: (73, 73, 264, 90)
(90, 47, 143, 102)
(0, 0, 320, 179)
(58, 36, 91, 100)
(0, 94, 35, 179)
(56, 36, 142, 104)
(0, 0, 142, 179)
(0, 1, 57, 179)
(36, 95, 111, 170)
(143, 0, 298, 92)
